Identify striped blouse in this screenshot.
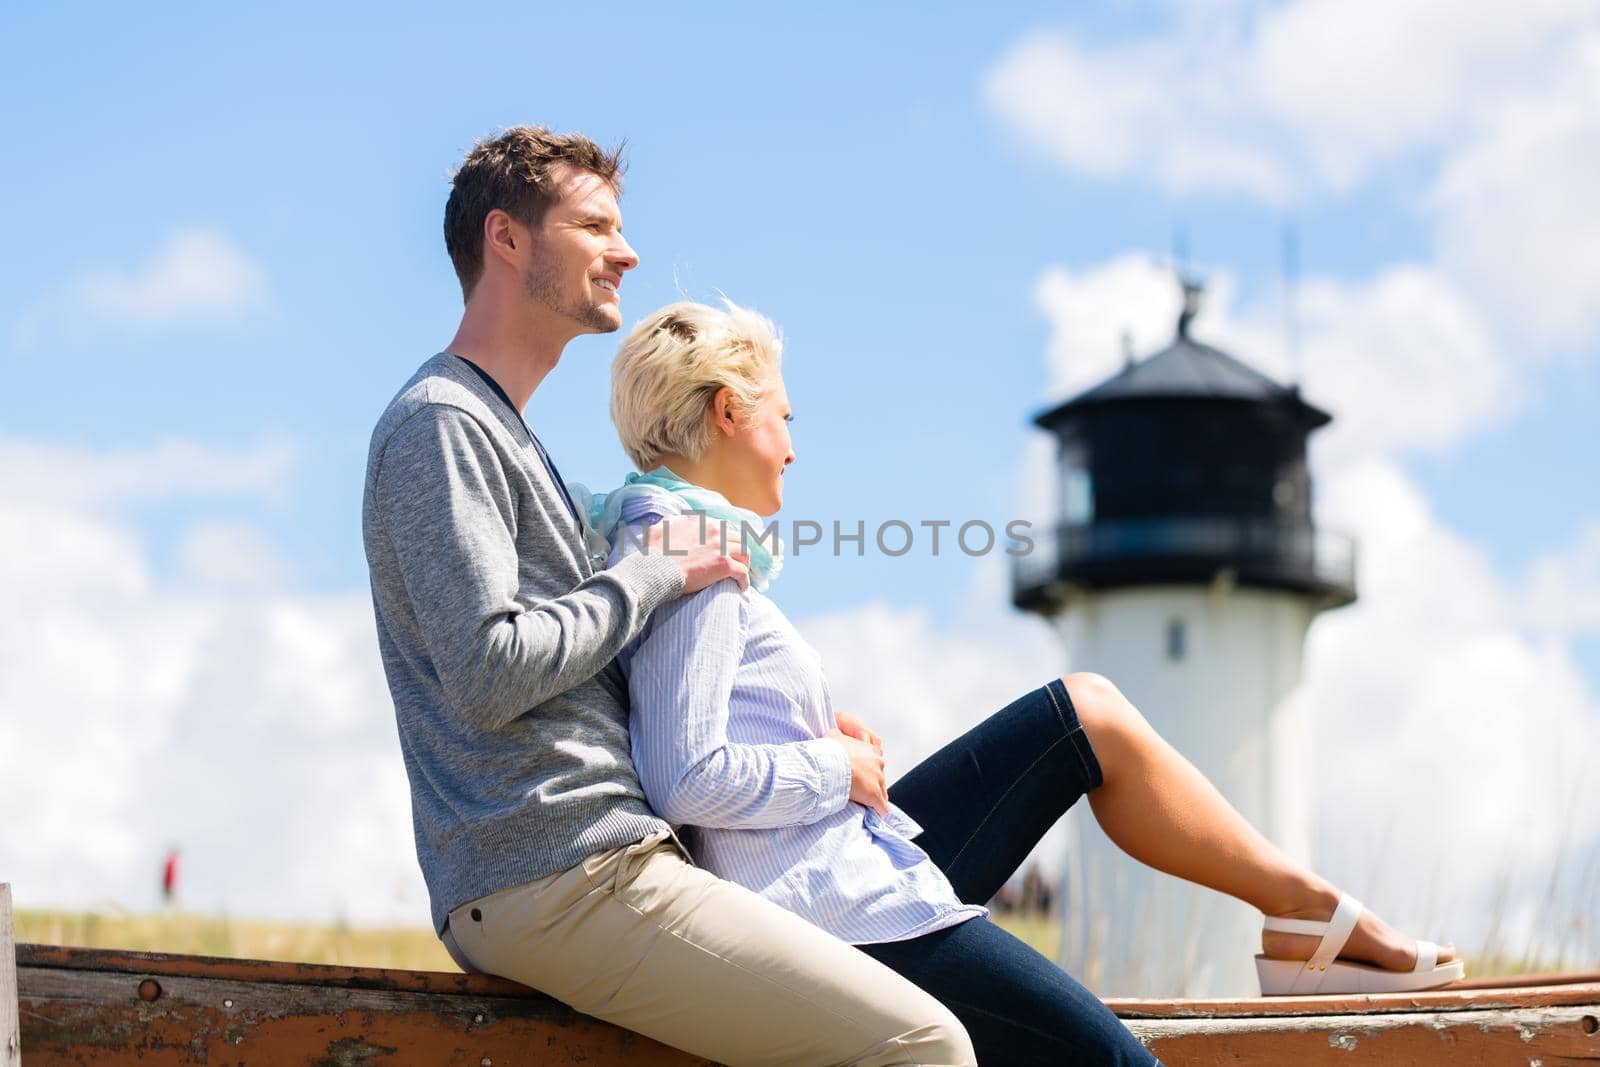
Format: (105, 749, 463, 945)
(610, 496, 986, 945)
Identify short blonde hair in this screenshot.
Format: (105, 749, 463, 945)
(611, 299, 784, 470)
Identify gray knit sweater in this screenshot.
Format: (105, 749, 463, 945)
(362, 353, 685, 932)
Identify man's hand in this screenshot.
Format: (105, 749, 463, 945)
(646, 514, 751, 594)
(824, 727, 888, 815)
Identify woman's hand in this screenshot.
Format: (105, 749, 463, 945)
(833, 711, 883, 756)
(824, 727, 888, 815)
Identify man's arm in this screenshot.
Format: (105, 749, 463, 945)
(373, 404, 693, 728)
(627, 579, 855, 829)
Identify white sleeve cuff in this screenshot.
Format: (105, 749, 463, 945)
(804, 736, 854, 816)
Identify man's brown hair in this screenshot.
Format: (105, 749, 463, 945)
(443, 126, 626, 301)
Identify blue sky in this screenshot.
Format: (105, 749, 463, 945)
(4, 4, 1591, 621)
(3, 2, 1596, 969)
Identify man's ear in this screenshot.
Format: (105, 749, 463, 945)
(484, 209, 523, 269)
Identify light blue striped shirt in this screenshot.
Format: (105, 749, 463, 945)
(611, 497, 986, 945)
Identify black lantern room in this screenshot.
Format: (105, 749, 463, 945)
(1013, 281, 1357, 614)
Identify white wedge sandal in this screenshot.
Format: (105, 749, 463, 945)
(1255, 893, 1465, 996)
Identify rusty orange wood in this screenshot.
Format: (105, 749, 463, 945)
(16, 944, 1600, 1065)
(1107, 976, 1600, 1065)
(18, 944, 709, 1066)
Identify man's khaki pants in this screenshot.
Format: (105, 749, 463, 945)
(444, 831, 975, 1066)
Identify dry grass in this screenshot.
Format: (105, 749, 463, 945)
(14, 908, 457, 972)
(15, 907, 1575, 981)
(14, 906, 1059, 973)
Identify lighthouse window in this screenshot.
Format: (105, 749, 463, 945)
(1061, 444, 1094, 523)
(1065, 469, 1093, 523)
(1166, 618, 1186, 661)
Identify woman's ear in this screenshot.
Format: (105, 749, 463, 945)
(711, 386, 739, 436)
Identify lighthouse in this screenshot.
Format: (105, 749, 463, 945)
(1012, 279, 1358, 997)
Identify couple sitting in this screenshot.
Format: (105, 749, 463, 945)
(362, 126, 1462, 1067)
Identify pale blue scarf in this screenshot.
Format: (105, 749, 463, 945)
(572, 466, 784, 592)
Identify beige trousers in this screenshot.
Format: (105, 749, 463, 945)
(444, 830, 975, 1067)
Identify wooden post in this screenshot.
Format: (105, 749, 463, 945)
(2, 883, 19, 1067)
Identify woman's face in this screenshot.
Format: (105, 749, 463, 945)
(720, 373, 795, 517)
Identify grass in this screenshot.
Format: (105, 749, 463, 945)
(16, 906, 1582, 981)
(14, 908, 458, 971)
(14, 906, 1060, 973)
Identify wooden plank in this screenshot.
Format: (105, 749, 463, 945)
(15, 943, 1600, 1065)
(1, 886, 17, 1067)
(15, 944, 533, 1001)
(1130, 1004, 1600, 1065)
(32, 944, 1596, 1015)
(1451, 972, 1600, 991)
(1104, 973, 1600, 1018)
(19, 962, 713, 1066)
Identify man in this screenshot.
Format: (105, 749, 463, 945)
(361, 127, 973, 1066)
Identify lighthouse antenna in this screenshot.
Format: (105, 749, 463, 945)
(1282, 222, 1302, 386)
(1172, 225, 1203, 341)
(1177, 274, 1204, 341)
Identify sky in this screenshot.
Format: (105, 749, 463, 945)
(2, 2, 1596, 971)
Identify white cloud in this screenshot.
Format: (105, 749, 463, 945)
(0, 437, 421, 925)
(1428, 33, 1600, 349)
(986, 1, 1592, 200)
(986, 3, 1600, 353)
(1033, 253, 1192, 400)
(1519, 519, 1600, 639)
(80, 229, 270, 329)
(11, 228, 270, 349)
(1246, 0, 1584, 188)
(0, 506, 152, 600)
(1032, 254, 1519, 464)
(1283, 267, 1519, 463)
(175, 520, 293, 590)
(1304, 457, 1599, 964)
(985, 32, 1294, 201)
(0, 436, 297, 509)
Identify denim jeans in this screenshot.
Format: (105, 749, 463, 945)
(858, 678, 1161, 1067)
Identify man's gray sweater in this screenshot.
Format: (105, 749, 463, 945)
(362, 353, 684, 932)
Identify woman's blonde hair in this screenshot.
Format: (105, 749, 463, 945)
(611, 299, 784, 470)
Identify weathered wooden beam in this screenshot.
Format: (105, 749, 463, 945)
(18, 943, 714, 1066)
(1, 885, 18, 1067)
(1127, 1004, 1600, 1064)
(14, 943, 1600, 1065)
(1104, 978, 1600, 1018)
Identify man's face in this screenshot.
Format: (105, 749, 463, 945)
(521, 165, 638, 334)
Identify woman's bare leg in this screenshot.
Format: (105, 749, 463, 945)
(1063, 672, 1456, 969)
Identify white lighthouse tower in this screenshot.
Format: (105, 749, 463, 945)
(1011, 280, 1358, 997)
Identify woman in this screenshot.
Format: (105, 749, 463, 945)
(580, 300, 1463, 1066)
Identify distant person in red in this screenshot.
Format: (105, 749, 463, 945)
(161, 848, 179, 906)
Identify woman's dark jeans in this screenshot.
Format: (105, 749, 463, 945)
(858, 677, 1161, 1066)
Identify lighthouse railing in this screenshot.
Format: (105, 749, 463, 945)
(1013, 517, 1357, 602)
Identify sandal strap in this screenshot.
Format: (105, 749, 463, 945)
(1414, 940, 1438, 973)
(1308, 894, 1363, 971)
(1261, 893, 1365, 950)
(1262, 893, 1364, 994)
